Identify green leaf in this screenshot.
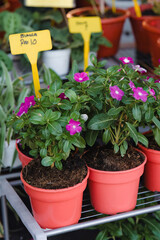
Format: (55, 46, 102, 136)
(0, 122, 5, 161)
(42, 128, 50, 139)
(102, 129, 111, 144)
(120, 144, 126, 157)
(14, 119, 25, 130)
(59, 100, 72, 110)
(29, 110, 45, 125)
(71, 136, 86, 148)
(29, 149, 38, 157)
(126, 122, 138, 145)
(152, 116, 160, 130)
(50, 79, 62, 93)
(41, 156, 53, 166)
(48, 122, 62, 135)
(107, 107, 123, 116)
(63, 140, 71, 153)
(123, 140, 128, 151)
(88, 113, 114, 130)
(153, 128, 160, 146)
(44, 110, 61, 122)
(141, 217, 160, 238)
(55, 161, 63, 170)
(85, 130, 98, 147)
(137, 132, 148, 147)
(114, 144, 119, 153)
(40, 148, 47, 158)
(132, 105, 141, 122)
(96, 230, 108, 240)
(65, 89, 77, 103)
(0, 105, 7, 122)
(123, 223, 141, 240)
(145, 107, 154, 122)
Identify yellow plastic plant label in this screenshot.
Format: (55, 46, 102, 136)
(25, 0, 74, 8)
(133, 0, 142, 17)
(68, 17, 102, 71)
(9, 30, 52, 98)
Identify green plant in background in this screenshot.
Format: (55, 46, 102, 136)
(71, 32, 112, 64)
(0, 61, 30, 168)
(94, 211, 160, 240)
(0, 50, 13, 75)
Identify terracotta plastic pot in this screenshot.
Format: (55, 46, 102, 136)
(143, 17, 160, 67)
(88, 149, 146, 215)
(128, 3, 157, 54)
(16, 142, 33, 168)
(20, 169, 89, 229)
(67, 7, 128, 58)
(138, 136, 160, 191)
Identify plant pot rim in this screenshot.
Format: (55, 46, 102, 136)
(128, 3, 153, 20)
(16, 141, 33, 161)
(20, 167, 89, 193)
(67, 6, 129, 23)
(87, 148, 146, 175)
(143, 17, 160, 34)
(44, 48, 71, 53)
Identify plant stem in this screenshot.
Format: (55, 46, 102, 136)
(90, 0, 100, 16)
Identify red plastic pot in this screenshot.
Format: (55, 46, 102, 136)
(88, 149, 146, 215)
(67, 7, 128, 58)
(128, 3, 155, 54)
(139, 139, 160, 192)
(20, 169, 89, 229)
(16, 142, 33, 167)
(143, 17, 160, 67)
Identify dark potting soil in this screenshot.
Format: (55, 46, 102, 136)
(22, 156, 88, 189)
(142, 9, 158, 16)
(145, 134, 160, 151)
(18, 143, 33, 158)
(78, 9, 122, 18)
(83, 146, 144, 171)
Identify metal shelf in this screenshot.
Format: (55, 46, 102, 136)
(1, 173, 160, 240)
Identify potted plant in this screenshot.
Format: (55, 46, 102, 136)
(0, 60, 30, 170)
(128, 1, 160, 54)
(7, 69, 90, 229)
(65, 54, 160, 215)
(67, 0, 129, 58)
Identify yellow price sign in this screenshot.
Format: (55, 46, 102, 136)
(68, 17, 102, 71)
(25, 0, 74, 8)
(133, 0, 141, 17)
(9, 30, 52, 98)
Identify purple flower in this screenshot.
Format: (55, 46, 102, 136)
(117, 68, 122, 72)
(25, 96, 36, 108)
(144, 76, 150, 81)
(74, 72, 89, 82)
(159, 59, 160, 64)
(109, 85, 124, 101)
(17, 103, 29, 117)
(66, 119, 82, 135)
(132, 65, 147, 73)
(119, 57, 134, 64)
(149, 88, 156, 99)
(132, 87, 148, 102)
(129, 80, 135, 89)
(58, 93, 69, 100)
(47, 85, 50, 90)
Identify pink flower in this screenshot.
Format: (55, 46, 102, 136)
(119, 57, 134, 64)
(149, 88, 156, 99)
(132, 65, 147, 73)
(47, 85, 50, 90)
(17, 103, 29, 117)
(129, 80, 135, 89)
(66, 119, 82, 135)
(132, 87, 148, 102)
(158, 59, 160, 64)
(155, 79, 160, 83)
(117, 68, 122, 72)
(109, 85, 124, 101)
(74, 72, 89, 82)
(25, 96, 36, 108)
(144, 76, 150, 81)
(59, 93, 69, 100)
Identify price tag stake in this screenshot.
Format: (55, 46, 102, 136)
(68, 17, 102, 71)
(9, 30, 52, 98)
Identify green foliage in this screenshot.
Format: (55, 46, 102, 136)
(0, 61, 30, 167)
(65, 54, 160, 157)
(94, 212, 160, 240)
(8, 64, 91, 169)
(152, 1, 160, 15)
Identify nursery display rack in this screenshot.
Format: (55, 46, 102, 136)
(1, 47, 160, 240)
